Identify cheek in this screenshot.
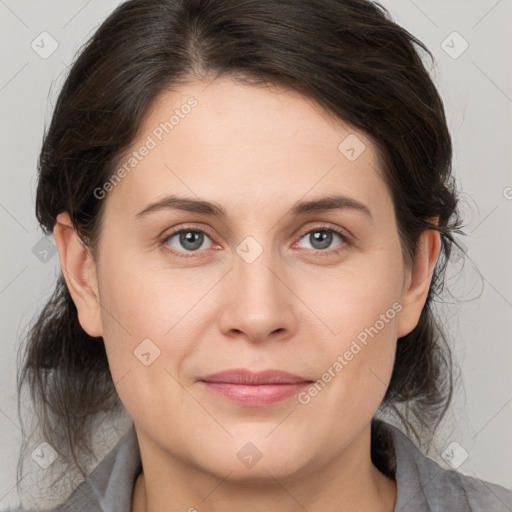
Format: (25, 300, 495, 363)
(295, 292, 400, 449)
(98, 246, 219, 335)
(95, 251, 222, 384)
(295, 247, 405, 339)
(94, 264, 203, 425)
(292, 247, 404, 411)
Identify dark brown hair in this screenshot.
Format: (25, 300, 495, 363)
(17, 0, 461, 500)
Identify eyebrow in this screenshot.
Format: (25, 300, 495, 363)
(135, 194, 372, 220)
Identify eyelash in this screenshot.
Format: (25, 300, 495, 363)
(160, 224, 349, 259)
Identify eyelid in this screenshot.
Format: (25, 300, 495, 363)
(160, 223, 216, 241)
(295, 222, 349, 241)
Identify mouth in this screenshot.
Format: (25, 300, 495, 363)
(198, 369, 313, 406)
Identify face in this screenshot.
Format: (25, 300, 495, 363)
(57, 76, 437, 484)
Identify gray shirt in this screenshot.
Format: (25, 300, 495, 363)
(8, 421, 512, 511)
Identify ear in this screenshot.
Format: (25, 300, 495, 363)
(397, 225, 441, 338)
(53, 211, 103, 337)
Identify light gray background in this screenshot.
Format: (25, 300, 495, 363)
(1, 0, 511, 509)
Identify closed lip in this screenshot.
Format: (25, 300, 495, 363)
(199, 368, 312, 385)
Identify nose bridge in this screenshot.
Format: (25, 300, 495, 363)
(237, 246, 280, 303)
(217, 238, 297, 342)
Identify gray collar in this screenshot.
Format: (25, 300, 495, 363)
(58, 421, 512, 512)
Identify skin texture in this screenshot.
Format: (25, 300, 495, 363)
(54, 77, 440, 512)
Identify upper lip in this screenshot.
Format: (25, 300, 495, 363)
(199, 369, 312, 385)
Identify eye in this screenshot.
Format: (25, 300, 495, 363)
(161, 225, 348, 259)
(295, 227, 346, 253)
(164, 229, 214, 255)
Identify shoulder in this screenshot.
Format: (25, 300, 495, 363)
(5, 424, 142, 512)
(2, 509, 36, 512)
(377, 420, 512, 512)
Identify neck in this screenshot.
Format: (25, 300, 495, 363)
(131, 424, 396, 512)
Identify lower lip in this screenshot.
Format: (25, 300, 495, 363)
(199, 381, 311, 406)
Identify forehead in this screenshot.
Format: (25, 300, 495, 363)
(104, 77, 390, 219)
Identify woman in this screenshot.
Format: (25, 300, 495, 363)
(11, 0, 512, 511)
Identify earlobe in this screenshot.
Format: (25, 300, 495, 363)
(397, 228, 441, 338)
(53, 211, 103, 337)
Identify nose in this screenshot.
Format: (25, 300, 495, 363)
(216, 245, 298, 344)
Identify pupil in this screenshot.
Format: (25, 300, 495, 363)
(180, 231, 203, 251)
(311, 231, 332, 250)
